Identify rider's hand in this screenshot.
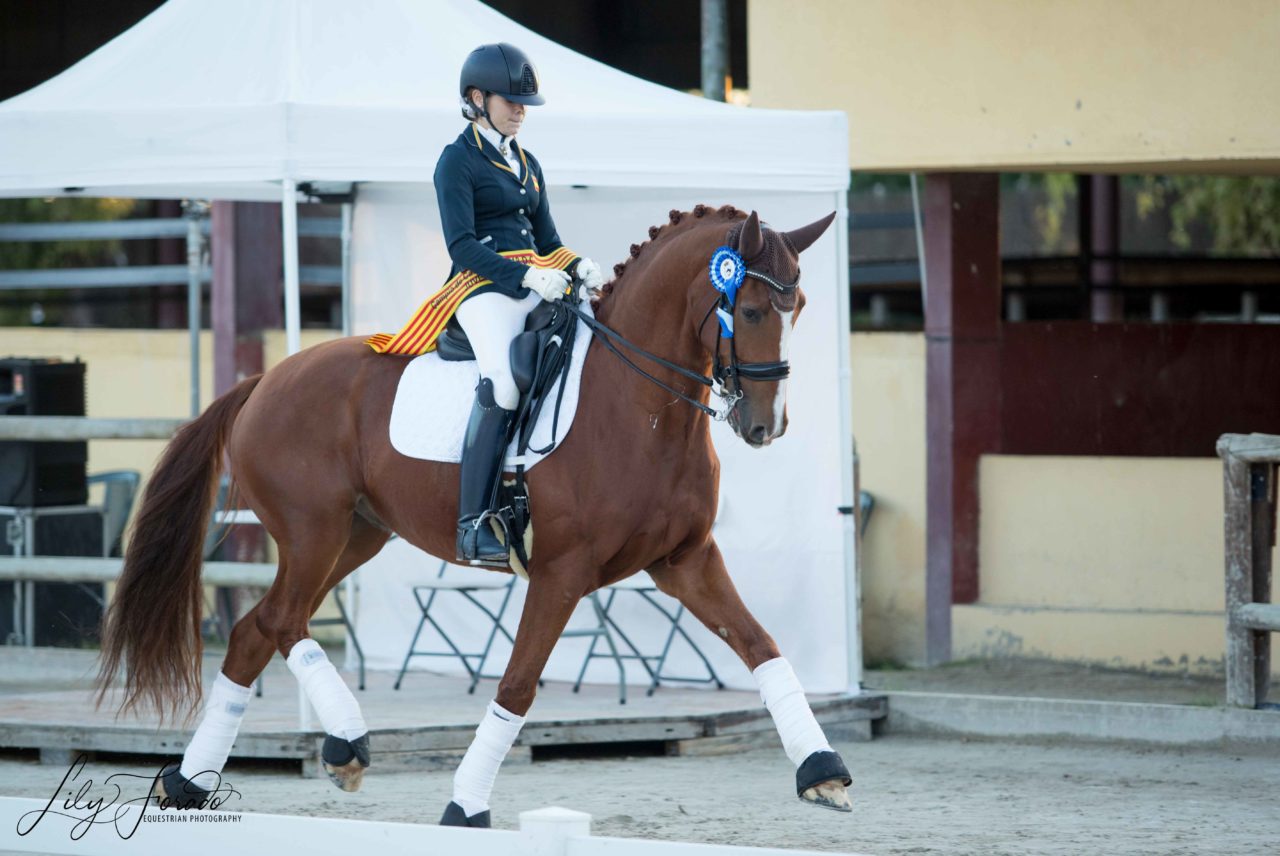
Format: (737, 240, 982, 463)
(523, 266, 571, 302)
(575, 257, 605, 294)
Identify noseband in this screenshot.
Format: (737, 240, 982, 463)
(568, 243, 797, 422)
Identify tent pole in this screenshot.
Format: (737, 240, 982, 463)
(282, 178, 302, 355)
(340, 200, 353, 337)
(835, 188, 861, 693)
(340, 197, 355, 664)
(910, 172, 928, 305)
(182, 199, 208, 418)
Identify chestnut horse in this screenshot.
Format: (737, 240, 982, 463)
(94, 204, 851, 824)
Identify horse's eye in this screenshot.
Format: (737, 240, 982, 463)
(742, 308, 762, 323)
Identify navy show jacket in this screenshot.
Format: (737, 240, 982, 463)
(433, 124, 575, 300)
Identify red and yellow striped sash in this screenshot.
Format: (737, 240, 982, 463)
(364, 247, 578, 356)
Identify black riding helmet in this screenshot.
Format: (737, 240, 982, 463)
(460, 43, 545, 114)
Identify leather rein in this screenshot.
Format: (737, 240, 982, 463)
(566, 256, 797, 421)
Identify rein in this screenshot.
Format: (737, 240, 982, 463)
(566, 244, 797, 422)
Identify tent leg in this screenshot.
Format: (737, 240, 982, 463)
(282, 178, 302, 355)
(183, 199, 208, 418)
(835, 189, 860, 694)
(340, 201, 353, 337)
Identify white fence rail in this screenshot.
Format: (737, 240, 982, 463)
(0, 416, 185, 441)
(0, 556, 274, 587)
(0, 799, 864, 856)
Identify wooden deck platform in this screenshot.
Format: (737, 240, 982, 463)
(0, 654, 886, 777)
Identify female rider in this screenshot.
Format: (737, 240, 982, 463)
(438, 43, 604, 565)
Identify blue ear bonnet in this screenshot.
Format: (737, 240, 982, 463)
(709, 246, 745, 338)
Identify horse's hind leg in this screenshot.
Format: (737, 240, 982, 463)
(155, 517, 389, 807)
(255, 514, 388, 793)
(648, 540, 853, 813)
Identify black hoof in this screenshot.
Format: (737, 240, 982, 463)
(440, 800, 491, 828)
(796, 749, 852, 796)
(796, 749, 853, 812)
(322, 733, 371, 768)
(154, 762, 211, 810)
(322, 733, 370, 793)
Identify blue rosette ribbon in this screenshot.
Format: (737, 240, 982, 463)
(709, 245, 745, 338)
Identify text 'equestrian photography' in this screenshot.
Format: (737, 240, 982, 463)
(1, 2, 1278, 856)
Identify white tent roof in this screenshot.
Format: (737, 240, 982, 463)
(0, 0, 848, 198)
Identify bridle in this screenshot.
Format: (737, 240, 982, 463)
(567, 243, 798, 422)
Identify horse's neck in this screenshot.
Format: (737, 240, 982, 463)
(584, 258, 713, 447)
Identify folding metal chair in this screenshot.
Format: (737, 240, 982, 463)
(394, 560, 517, 694)
(88, 470, 140, 558)
(572, 572, 723, 698)
(394, 559, 633, 702)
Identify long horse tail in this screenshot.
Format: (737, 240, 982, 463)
(93, 374, 263, 726)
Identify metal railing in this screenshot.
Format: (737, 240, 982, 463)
(0, 215, 341, 290)
(0, 208, 347, 416)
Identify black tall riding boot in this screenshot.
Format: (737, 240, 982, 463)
(456, 377, 516, 565)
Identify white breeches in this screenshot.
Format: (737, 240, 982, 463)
(454, 289, 543, 410)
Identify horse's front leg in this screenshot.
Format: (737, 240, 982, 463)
(648, 540, 853, 812)
(440, 566, 585, 829)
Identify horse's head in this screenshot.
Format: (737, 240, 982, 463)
(701, 209, 836, 448)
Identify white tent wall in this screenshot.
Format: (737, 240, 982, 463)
(349, 183, 856, 694)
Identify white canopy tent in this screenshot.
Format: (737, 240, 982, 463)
(0, 0, 858, 692)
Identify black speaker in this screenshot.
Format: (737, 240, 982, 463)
(0, 509, 105, 647)
(0, 358, 88, 506)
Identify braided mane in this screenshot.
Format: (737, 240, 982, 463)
(592, 203, 745, 308)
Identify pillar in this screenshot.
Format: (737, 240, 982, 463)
(924, 173, 1002, 664)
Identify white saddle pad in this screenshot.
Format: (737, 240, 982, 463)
(387, 305, 594, 469)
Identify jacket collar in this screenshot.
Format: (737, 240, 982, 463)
(464, 123, 530, 188)
(474, 122, 515, 156)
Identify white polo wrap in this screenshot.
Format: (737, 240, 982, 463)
(179, 670, 252, 789)
(753, 656, 832, 767)
(451, 698, 527, 817)
(286, 638, 368, 742)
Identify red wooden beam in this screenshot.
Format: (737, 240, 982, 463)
(923, 173, 1002, 662)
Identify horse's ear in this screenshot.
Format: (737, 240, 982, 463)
(737, 210, 764, 260)
(783, 211, 837, 254)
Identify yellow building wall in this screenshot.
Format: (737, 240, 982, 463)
(850, 333, 928, 666)
(957, 455, 1276, 675)
(748, 0, 1280, 173)
(846, 334, 1251, 675)
(3, 328, 344, 640)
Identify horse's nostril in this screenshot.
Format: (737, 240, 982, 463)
(748, 424, 768, 444)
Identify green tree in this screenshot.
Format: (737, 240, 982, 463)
(0, 197, 138, 269)
(0, 197, 138, 325)
(1135, 176, 1280, 256)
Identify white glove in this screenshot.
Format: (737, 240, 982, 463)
(576, 257, 605, 293)
(523, 266, 571, 302)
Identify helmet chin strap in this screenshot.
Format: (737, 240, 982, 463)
(474, 93, 508, 149)
(474, 92, 518, 153)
